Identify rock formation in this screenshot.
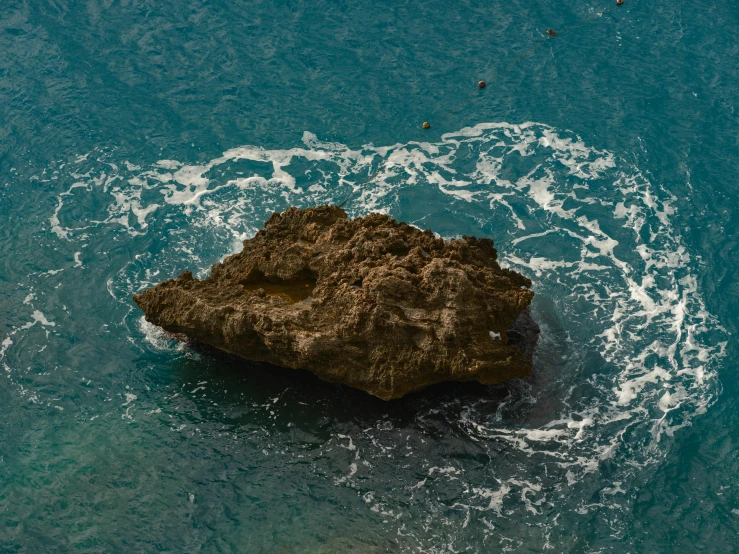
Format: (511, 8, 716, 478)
(134, 206, 538, 400)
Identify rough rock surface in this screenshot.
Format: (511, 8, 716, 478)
(134, 206, 538, 400)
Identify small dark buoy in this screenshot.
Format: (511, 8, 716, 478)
(422, 122, 431, 129)
(547, 29, 558, 37)
(478, 81, 486, 89)
(616, 0, 624, 4)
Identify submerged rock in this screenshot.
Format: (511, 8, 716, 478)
(134, 206, 538, 400)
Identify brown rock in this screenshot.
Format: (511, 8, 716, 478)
(133, 206, 538, 400)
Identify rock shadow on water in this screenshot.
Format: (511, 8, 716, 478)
(171, 337, 545, 434)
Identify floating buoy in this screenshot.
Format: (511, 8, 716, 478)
(616, 0, 624, 4)
(422, 122, 431, 129)
(478, 81, 487, 89)
(547, 29, 558, 37)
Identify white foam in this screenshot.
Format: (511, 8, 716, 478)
(472, 483, 510, 515)
(0, 337, 12, 359)
(37, 121, 725, 535)
(139, 317, 182, 351)
(122, 393, 137, 406)
(17, 310, 56, 330)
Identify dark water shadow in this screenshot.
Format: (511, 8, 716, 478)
(167, 339, 539, 435)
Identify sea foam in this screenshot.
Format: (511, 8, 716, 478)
(14, 121, 726, 540)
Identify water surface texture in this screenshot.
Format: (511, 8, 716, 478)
(2, 1, 739, 552)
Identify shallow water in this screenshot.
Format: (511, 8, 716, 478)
(2, 0, 739, 552)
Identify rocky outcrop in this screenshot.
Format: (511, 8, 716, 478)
(134, 206, 538, 400)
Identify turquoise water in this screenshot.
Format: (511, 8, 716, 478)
(2, 0, 738, 551)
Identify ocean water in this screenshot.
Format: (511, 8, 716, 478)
(1, 0, 738, 551)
